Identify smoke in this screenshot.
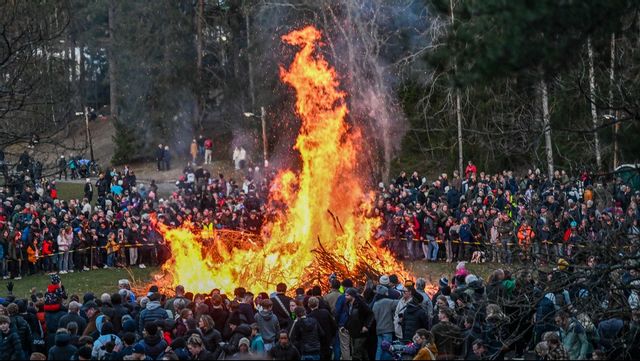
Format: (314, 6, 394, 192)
(251, 0, 431, 182)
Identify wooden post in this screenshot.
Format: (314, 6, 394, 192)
(261, 106, 268, 168)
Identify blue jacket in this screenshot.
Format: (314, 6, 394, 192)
(138, 302, 168, 332)
(334, 295, 349, 327)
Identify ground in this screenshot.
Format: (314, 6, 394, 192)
(2, 267, 159, 299)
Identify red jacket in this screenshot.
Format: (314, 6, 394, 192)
(465, 164, 477, 178)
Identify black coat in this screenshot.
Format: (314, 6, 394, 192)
(58, 312, 87, 335)
(0, 329, 23, 360)
(221, 324, 251, 356)
(268, 343, 300, 360)
(9, 314, 31, 355)
(271, 294, 293, 329)
(308, 308, 337, 345)
(47, 332, 77, 361)
(345, 299, 374, 339)
(139, 332, 168, 360)
(290, 316, 323, 355)
(401, 302, 430, 342)
(201, 328, 222, 353)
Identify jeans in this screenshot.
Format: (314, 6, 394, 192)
(301, 355, 321, 361)
(58, 251, 70, 272)
(338, 327, 351, 360)
(204, 149, 212, 164)
(376, 333, 393, 360)
(501, 239, 512, 264)
(406, 237, 415, 259)
(129, 247, 138, 265)
(428, 240, 439, 261)
(333, 333, 341, 360)
(107, 253, 116, 267)
(445, 240, 453, 261)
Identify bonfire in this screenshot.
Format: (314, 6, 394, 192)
(154, 26, 411, 294)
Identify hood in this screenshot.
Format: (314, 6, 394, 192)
(96, 314, 106, 334)
(54, 332, 71, 347)
(234, 324, 252, 338)
(146, 300, 162, 311)
(144, 333, 162, 347)
(122, 319, 137, 333)
(258, 310, 274, 320)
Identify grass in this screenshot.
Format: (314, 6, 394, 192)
(1, 261, 501, 300)
(55, 182, 85, 202)
(1, 267, 159, 299)
(403, 260, 500, 284)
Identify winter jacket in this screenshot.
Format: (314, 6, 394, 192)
(289, 316, 323, 355)
(58, 312, 87, 336)
(57, 231, 73, 252)
(308, 308, 337, 345)
(0, 329, 23, 360)
(560, 318, 591, 360)
(7, 315, 30, 357)
(138, 301, 168, 332)
(138, 333, 167, 360)
(221, 323, 251, 356)
(401, 302, 430, 343)
(345, 299, 374, 339)
(481, 317, 508, 360)
(431, 321, 462, 358)
(201, 327, 222, 353)
(47, 332, 77, 360)
(268, 343, 300, 360)
(255, 309, 280, 343)
(372, 297, 399, 335)
(271, 294, 293, 329)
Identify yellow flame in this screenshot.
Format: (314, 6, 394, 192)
(158, 26, 410, 294)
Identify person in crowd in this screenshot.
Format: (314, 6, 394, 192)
(268, 330, 300, 360)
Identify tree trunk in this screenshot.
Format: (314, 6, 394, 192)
(195, 0, 204, 128)
(450, 0, 463, 177)
(539, 79, 554, 180)
(456, 89, 463, 177)
(108, 0, 118, 120)
(245, 5, 256, 111)
(609, 33, 618, 169)
(587, 37, 602, 170)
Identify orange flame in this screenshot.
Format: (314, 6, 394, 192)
(158, 26, 410, 294)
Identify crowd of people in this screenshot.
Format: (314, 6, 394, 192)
(0, 147, 638, 359)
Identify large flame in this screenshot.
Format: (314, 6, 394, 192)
(157, 26, 410, 294)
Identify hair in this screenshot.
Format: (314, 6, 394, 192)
(66, 322, 78, 335)
(0, 315, 10, 325)
(187, 333, 203, 347)
(56, 328, 69, 334)
(472, 339, 486, 348)
(415, 329, 432, 342)
(122, 332, 136, 346)
(198, 315, 215, 331)
(180, 308, 193, 319)
(30, 353, 46, 360)
(276, 283, 287, 293)
(294, 306, 306, 318)
(486, 304, 505, 320)
(6, 303, 18, 316)
(78, 336, 94, 346)
(261, 299, 273, 309)
(415, 278, 426, 291)
(308, 297, 319, 310)
(68, 301, 81, 313)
